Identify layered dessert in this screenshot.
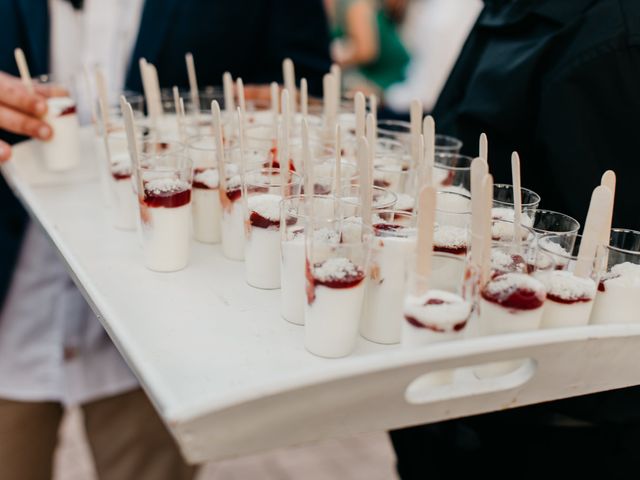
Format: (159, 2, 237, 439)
(433, 225, 468, 256)
(139, 177, 192, 272)
(245, 193, 286, 289)
(536, 270, 596, 328)
(305, 257, 366, 358)
(402, 290, 471, 348)
(591, 262, 640, 325)
(220, 165, 245, 260)
(476, 273, 545, 376)
(281, 226, 339, 325)
(109, 153, 137, 231)
(192, 167, 222, 244)
(41, 97, 80, 171)
(361, 223, 417, 344)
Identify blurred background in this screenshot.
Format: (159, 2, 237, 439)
(324, 0, 482, 115)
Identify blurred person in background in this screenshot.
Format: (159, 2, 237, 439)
(385, 0, 483, 113)
(324, 0, 410, 100)
(391, 0, 640, 477)
(0, 1, 330, 479)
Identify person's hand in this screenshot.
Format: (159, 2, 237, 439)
(0, 72, 63, 162)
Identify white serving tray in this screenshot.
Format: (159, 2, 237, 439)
(3, 128, 640, 464)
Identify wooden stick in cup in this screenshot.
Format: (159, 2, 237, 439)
(480, 173, 494, 286)
(334, 125, 342, 202)
(222, 72, 235, 115)
(302, 118, 313, 202)
(471, 156, 489, 278)
(479, 133, 488, 163)
(355, 91, 366, 139)
(323, 73, 336, 136)
(236, 78, 246, 117)
(237, 106, 247, 181)
(511, 152, 523, 249)
(575, 185, 614, 278)
(300, 78, 308, 117)
(211, 100, 227, 194)
(283, 58, 296, 114)
(138, 58, 153, 120)
(423, 115, 435, 187)
(366, 113, 376, 161)
(416, 134, 433, 188)
(172, 86, 185, 143)
(120, 95, 143, 197)
(14, 48, 33, 93)
(330, 64, 342, 106)
(179, 97, 186, 121)
(416, 185, 437, 286)
(369, 94, 377, 127)
(410, 99, 422, 169)
(147, 63, 163, 120)
(358, 137, 372, 230)
(417, 134, 425, 187)
(280, 89, 291, 194)
(270, 81, 279, 141)
(600, 170, 616, 246)
(185, 52, 200, 115)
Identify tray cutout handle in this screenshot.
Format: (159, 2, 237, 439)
(405, 358, 537, 405)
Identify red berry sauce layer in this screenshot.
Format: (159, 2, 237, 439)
(306, 257, 365, 305)
(143, 179, 191, 208)
(481, 273, 545, 311)
(60, 105, 77, 116)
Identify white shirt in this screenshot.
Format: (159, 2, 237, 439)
(0, 0, 145, 406)
(385, 0, 482, 112)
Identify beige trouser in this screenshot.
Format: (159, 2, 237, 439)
(0, 388, 198, 480)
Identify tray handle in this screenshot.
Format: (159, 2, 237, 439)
(405, 358, 537, 405)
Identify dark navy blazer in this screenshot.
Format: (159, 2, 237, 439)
(0, 0, 331, 307)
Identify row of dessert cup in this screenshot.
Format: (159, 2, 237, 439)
(97, 118, 640, 363)
(35, 89, 640, 368)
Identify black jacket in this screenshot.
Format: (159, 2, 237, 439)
(433, 0, 640, 229)
(392, 2, 640, 477)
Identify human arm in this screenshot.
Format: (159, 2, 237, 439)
(333, 0, 379, 68)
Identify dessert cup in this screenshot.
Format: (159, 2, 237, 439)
(40, 96, 81, 172)
(280, 195, 337, 325)
(305, 221, 371, 358)
(591, 229, 640, 325)
(402, 253, 473, 385)
(242, 167, 302, 289)
(535, 234, 598, 329)
(361, 211, 417, 344)
(187, 135, 223, 244)
(137, 153, 193, 272)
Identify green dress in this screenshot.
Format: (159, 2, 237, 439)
(333, 0, 410, 90)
